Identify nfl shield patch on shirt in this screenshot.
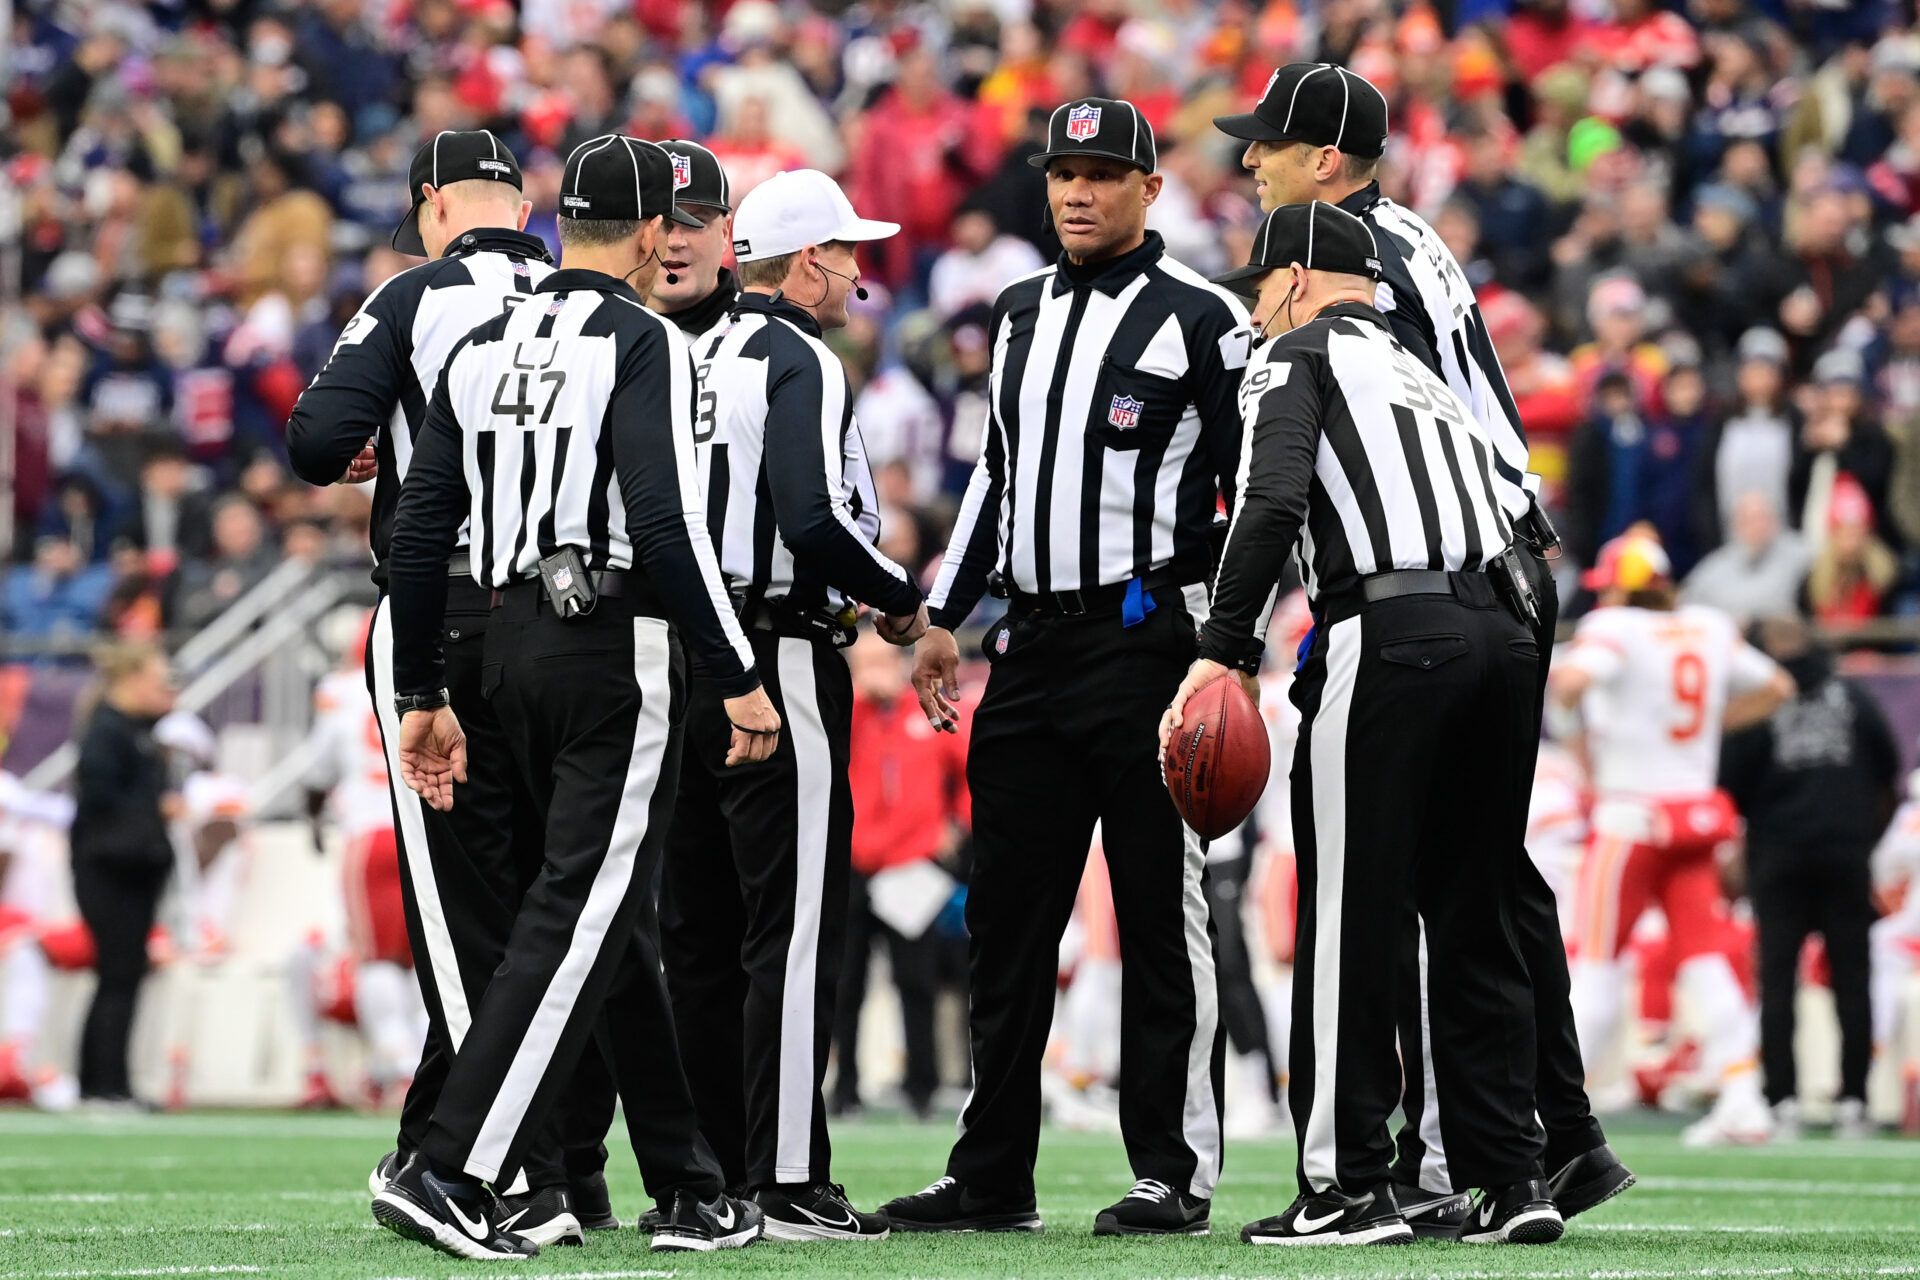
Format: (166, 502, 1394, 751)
(1107, 394, 1143, 430)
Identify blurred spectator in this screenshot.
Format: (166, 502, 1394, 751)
(173, 496, 279, 631)
(1805, 475, 1898, 625)
(1777, 190, 1881, 365)
(1705, 328, 1798, 540)
(927, 207, 1044, 321)
(1563, 363, 1711, 575)
(1453, 123, 1552, 291)
(127, 441, 215, 570)
(2, 536, 114, 645)
(1721, 616, 1898, 1136)
(1683, 492, 1813, 622)
(1789, 348, 1896, 545)
(70, 642, 179, 1106)
(832, 629, 969, 1120)
(1569, 275, 1670, 410)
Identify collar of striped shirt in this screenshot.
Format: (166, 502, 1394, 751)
(1315, 300, 1391, 331)
(1049, 228, 1166, 297)
(534, 267, 642, 302)
(733, 288, 823, 337)
(441, 226, 554, 264)
(1336, 180, 1384, 219)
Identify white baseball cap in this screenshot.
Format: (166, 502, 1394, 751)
(730, 169, 899, 263)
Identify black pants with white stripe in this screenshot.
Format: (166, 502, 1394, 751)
(660, 630, 854, 1190)
(413, 588, 723, 1198)
(367, 588, 613, 1192)
(1289, 579, 1544, 1196)
(947, 600, 1224, 1200)
(1390, 550, 1605, 1191)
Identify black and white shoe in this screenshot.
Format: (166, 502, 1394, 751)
(1458, 1178, 1565, 1244)
(635, 1204, 662, 1234)
(1547, 1144, 1636, 1219)
(1241, 1183, 1414, 1246)
(879, 1175, 1044, 1233)
(1093, 1179, 1210, 1236)
(495, 1184, 584, 1247)
(1392, 1181, 1472, 1240)
(371, 1154, 538, 1260)
(648, 1190, 763, 1252)
(567, 1169, 619, 1232)
(755, 1182, 890, 1242)
(367, 1150, 402, 1197)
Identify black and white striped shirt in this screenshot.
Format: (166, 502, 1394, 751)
(689, 292, 922, 618)
(385, 267, 757, 698)
(1338, 183, 1532, 519)
(925, 232, 1252, 629)
(285, 228, 552, 581)
(1199, 301, 1514, 666)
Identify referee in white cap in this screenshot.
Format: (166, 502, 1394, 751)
(658, 168, 919, 1242)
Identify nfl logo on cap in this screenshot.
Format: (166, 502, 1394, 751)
(671, 154, 691, 190)
(1066, 103, 1102, 141)
(1108, 394, 1143, 430)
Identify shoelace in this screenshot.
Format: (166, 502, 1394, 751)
(1125, 1178, 1175, 1203)
(917, 1175, 957, 1198)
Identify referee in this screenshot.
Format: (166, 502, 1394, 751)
(284, 129, 607, 1246)
(661, 168, 916, 1243)
(648, 140, 738, 340)
(1217, 63, 1632, 1225)
(880, 98, 1249, 1239)
(1165, 201, 1554, 1246)
(373, 135, 775, 1259)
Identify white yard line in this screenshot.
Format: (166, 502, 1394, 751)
(1583, 1222, 1920, 1234)
(1635, 1174, 1920, 1198)
(0, 1268, 265, 1279)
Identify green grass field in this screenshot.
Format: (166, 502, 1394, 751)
(1, 1108, 1916, 1279)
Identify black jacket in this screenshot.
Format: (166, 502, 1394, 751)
(69, 704, 173, 868)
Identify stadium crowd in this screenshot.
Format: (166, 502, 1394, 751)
(4, 0, 1920, 1139)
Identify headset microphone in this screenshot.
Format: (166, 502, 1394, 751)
(818, 262, 868, 301)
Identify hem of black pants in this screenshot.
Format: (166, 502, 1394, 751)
(1542, 1121, 1608, 1170)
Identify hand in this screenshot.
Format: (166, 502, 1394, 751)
(722, 686, 781, 766)
(1158, 658, 1258, 757)
(912, 627, 962, 732)
(399, 706, 467, 811)
(875, 602, 929, 646)
(337, 442, 378, 484)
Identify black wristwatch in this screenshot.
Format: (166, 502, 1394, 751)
(393, 689, 450, 717)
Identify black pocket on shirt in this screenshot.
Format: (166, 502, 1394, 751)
(1088, 358, 1185, 451)
(1379, 634, 1470, 671)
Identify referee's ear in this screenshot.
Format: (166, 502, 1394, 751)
(515, 200, 532, 232)
(1140, 171, 1164, 211)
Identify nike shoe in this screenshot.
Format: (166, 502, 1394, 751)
(879, 1175, 1044, 1233)
(371, 1154, 538, 1260)
(1546, 1143, 1636, 1219)
(649, 1190, 763, 1252)
(367, 1150, 403, 1197)
(1092, 1178, 1209, 1236)
(1682, 1084, 1774, 1148)
(569, 1169, 619, 1232)
(1390, 1182, 1471, 1239)
(1241, 1183, 1414, 1246)
(754, 1182, 890, 1242)
(635, 1205, 662, 1234)
(495, 1184, 584, 1247)
(1458, 1178, 1563, 1244)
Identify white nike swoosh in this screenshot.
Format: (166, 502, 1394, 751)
(714, 1203, 736, 1229)
(447, 1198, 492, 1241)
(496, 1208, 531, 1233)
(1478, 1201, 1497, 1227)
(797, 1204, 858, 1230)
(1294, 1207, 1344, 1233)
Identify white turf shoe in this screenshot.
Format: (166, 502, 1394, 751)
(1832, 1098, 1875, 1140)
(1683, 1085, 1774, 1148)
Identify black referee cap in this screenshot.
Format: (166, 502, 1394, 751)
(1211, 201, 1382, 294)
(1213, 63, 1389, 159)
(657, 139, 732, 213)
(393, 129, 523, 255)
(558, 135, 702, 228)
(1028, 97, 1157, 174)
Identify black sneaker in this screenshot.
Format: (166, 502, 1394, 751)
(495, 1184, 584, 1247)
(638, 1183, 742, 1235)
(568, 1169, 619, 1232)
(879, 1175, 1044, 1233)
(1547, 1144, 1636, 1219)
(1458, 1178, 1565, 1244)
(1241, 1183, 1414, 1246)
(755, 1182, 890, 1242)
(1093, 1178, 1210, 1236)
(371, 1153, 539, 1260)
(367, 1150, 402, 1197)
(1392, 1181, 1472, 1240)
(649, 1190, 763, 1252)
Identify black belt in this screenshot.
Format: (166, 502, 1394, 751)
(489, 569, 659, 615)
(1009, 563, 1205, 619)
(1321, 567, 1499, 624)
(448, 552, 473, 577)
(734, 594, 856, 647)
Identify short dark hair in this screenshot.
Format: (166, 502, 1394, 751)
(1341, 151, 1379, 183)
(557, 217, 644, 248)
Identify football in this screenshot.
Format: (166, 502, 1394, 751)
(1162, 673, 1271, 839)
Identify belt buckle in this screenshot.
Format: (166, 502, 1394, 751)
(1055, 589, 1086, 616)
